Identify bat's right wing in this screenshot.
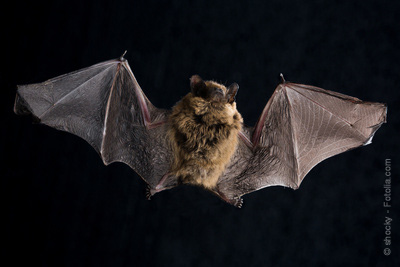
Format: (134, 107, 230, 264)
(216, 81, 387, 206)
(14, 56, 173, 189)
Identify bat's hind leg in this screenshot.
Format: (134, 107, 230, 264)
(146, 173, 177, 200)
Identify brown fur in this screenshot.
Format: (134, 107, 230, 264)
(168, 81, 243, 189)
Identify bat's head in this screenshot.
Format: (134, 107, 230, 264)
(190, 75, 238, 104)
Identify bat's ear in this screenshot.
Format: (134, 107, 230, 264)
(227, 83, 239, 103)
(190, 75, 207, 97)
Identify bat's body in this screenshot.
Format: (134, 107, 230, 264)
(14, 56, 387, 207)
(169, 89, 242, 189)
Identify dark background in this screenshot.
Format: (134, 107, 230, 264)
(2, 0, 399, 266)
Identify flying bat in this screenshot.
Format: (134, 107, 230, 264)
(14, 55, 387, 207)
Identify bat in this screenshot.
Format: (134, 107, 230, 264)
(14, 54, 387, 207)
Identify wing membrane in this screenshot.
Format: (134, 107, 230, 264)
(14, 58, 172, 187)
(217, 82, 386, 200)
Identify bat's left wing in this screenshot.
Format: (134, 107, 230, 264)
(216, 81, 387, 207)
(14, 56, 174, 190)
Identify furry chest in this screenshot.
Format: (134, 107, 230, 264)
(168, 101, 242, 188)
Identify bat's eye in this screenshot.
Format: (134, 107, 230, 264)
(209, 87, 226, 102)
(214, 88, 224, 96)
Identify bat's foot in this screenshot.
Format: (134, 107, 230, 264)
(145, 183, 171, 200)
(215, 189, 244, 208)
(146, 185, 153, 200)
(146, 174, 178, 200)
(232, 196, 243, 208)
(222, 195, 243, 208)
(145, 186, 161, 200)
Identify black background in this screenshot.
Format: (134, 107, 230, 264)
(2, 0, 399, 266)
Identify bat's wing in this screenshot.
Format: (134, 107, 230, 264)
(216, 81, 387, 206)
(14, 57, 173, 189)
